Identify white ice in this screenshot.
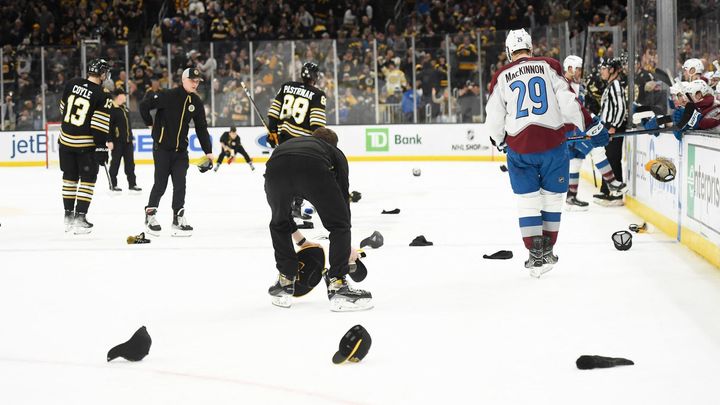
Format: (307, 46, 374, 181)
(1, 161, 719, 405)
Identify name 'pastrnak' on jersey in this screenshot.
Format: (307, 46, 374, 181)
(267, 81, 327, 143)
(59, 77, 113, 149)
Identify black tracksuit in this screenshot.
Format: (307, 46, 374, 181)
(140, 87, 212, 213)
(265, 137, 351, 280)
(109, 104, 137, 187)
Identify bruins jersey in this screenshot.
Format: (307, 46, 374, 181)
(219, 132, 241, 148)
(58, 78, 113, 149)
(267, 81, 327, 143)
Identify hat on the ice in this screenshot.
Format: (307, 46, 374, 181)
(611, 230, 632, 251)
(360, 231, 384, 249)
(107, 326, 152, 362)
(348, 259, 368, 282)
(197, 156, 213, 173)
(382, 208, 400, 214)
(332, 325, 372, 364)
(182, 67, 204, 81)
(350, 191, 362, 203)
(576, 355, 634, 370)
(410, 235, 433, 246)
(293, 246, 325, 297)
(483, 250, 513, 260)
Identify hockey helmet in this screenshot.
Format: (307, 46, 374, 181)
(670, 81, 688, 96)
(682, 58, 704, 75)
(505, 29, 532, 62)
(301, 62, 319, 83)
(563, 55, 583, 72)
(293, 246, 326, 297)
(88, 58, 111, 78)
(600, 58, 623, 71)
(685, 79, 713, 98)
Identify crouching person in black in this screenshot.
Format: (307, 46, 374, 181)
(264, 127, 372, 312)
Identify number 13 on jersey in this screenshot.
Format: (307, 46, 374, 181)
(509, 77, 548, 118)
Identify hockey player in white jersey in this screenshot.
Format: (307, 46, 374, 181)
(485, 29, 610, 277)
(562, 55, 628, 211)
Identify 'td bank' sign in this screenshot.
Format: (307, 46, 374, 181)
(365, 128, 422, 152)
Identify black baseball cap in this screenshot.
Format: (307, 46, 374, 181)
(332, 325, 372, 364)
(182, 67, 203, 81)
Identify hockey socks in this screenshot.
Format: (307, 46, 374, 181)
(75, 181, 96, 214)
(62, 179, 78, 211)
(567, 158, 582, 198)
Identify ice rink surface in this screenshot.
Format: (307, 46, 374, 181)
(1, 161, 720, 404)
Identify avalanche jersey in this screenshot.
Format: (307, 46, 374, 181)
(485, 56, 592, 154)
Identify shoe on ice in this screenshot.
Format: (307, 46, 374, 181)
(129, 185, 142, 192)
(268, 273, 295, 308)
(172, 208, 193, 237)
(565, 195, 589, 211)
(325, 274, 373, 312)
(72, 213, 93, 235)
(145, 207, 162, 236)
(111, 186, 122, 192)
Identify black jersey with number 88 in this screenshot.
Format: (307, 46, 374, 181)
(267, 81, 327, 144)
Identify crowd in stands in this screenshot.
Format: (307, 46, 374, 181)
(0, 0, 717, 130)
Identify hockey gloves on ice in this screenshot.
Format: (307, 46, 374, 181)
(94, 147, 109, 165)
(586, 117, 610, 147)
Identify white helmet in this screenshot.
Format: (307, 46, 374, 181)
(563, 55, 583, 72)
(505, 29, 533, 62)
(685, 79, 713, 97)
(670, 81, 688, 96)
(683, 58, 705, 75)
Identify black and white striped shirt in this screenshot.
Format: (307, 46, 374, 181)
(600, 79, 627, 129)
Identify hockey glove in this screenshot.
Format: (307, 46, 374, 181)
(672, 107, 685, 125)
(94, 147, 109, 165)
(642, 116, 660, 137)
(586, 117, 610, 147)
(267, 131, 278, 148)
(489, 136, 507, 153)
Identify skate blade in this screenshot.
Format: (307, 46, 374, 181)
(72, 227, 93, 235)
(530, 264, 554, 278)
(565, 204, 589, 212)
(271, 295, 292, 308)
(171, 230, 192, 237)
(145, 227, 161, 237)
(330, 298, 373, 312)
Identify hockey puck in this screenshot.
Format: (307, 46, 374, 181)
(500, 164, 508, 172)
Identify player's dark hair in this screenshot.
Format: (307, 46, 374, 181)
(312, 127, 338, 147)
(230, 126, 237, 132)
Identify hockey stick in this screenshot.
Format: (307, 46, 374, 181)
(102, 162, 113, 190)
(567, 115, 675, 142)
(239, 81, 270, 133)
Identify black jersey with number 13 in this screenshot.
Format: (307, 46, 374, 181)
(58, 77, 113, 150)
(267, 81, 327, 144)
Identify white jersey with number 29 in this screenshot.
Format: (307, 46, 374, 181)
(485, 56, 591, 154)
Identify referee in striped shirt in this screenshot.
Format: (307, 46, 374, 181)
(597, 58, 627, 205)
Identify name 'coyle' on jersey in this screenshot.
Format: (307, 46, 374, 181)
(58, 77, 113, 149)
(267, 81, 327, 141)
(485, 56, 592, 154)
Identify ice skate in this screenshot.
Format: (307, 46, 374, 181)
(72, 213, 93, 235)
(171, 208, 193, 237)
(537, 235, 558, 277)
(64, 210, 74, 233)
(129, 185, 142, 192)
(145, 207, 162, 236)
(607, 181, 628, 197)
(565, 195, 589, 211)
(593, 193, 624, 207)
(325, 274, 373, 312)
(524, 236, 544, 277)
(268, 274, 295, 308)
(111, 186, 122, 192)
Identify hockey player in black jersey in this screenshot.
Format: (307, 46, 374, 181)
(267, 62, 328, 223)
(213, 126, 255, 172)
(59, 58, 114, 234)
